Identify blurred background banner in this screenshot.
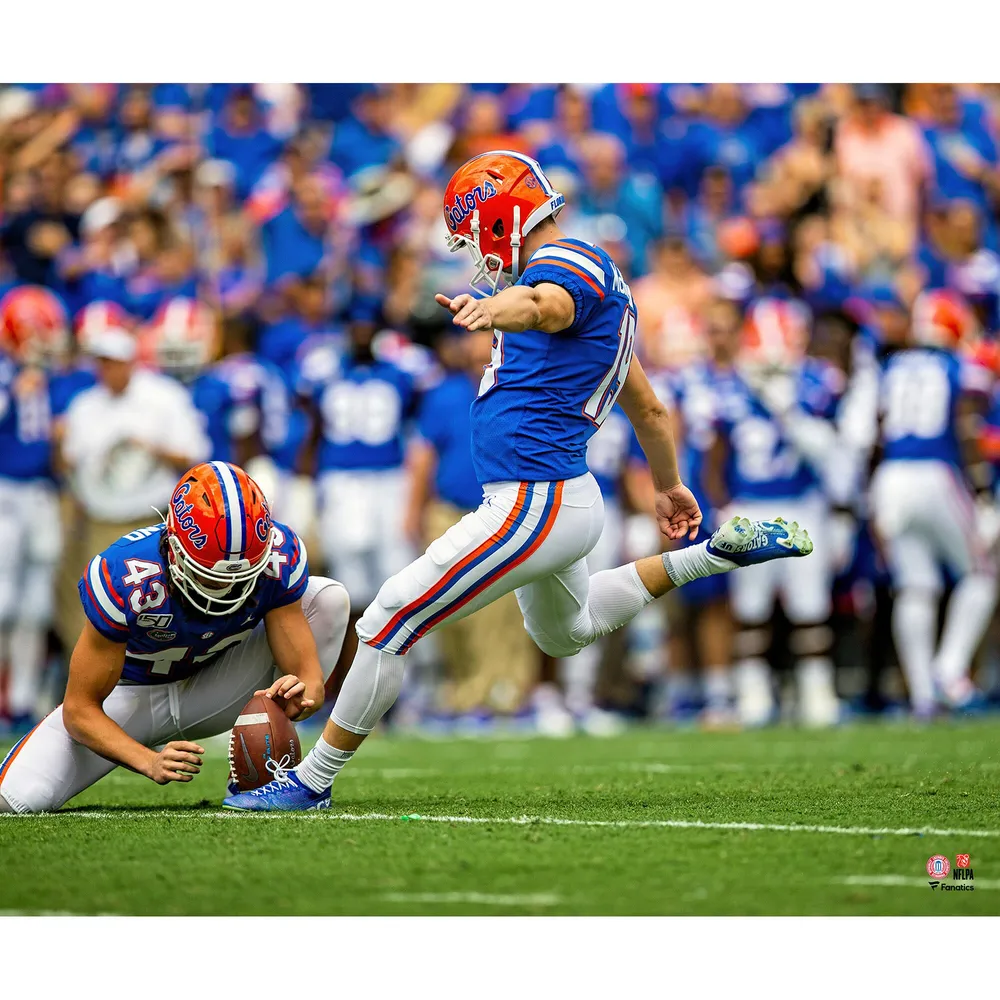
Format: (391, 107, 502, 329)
(3, 82, 1000, 738)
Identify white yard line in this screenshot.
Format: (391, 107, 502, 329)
(4, 809, 999, 839)
(382, 892, 560, 906)
(836, 875, 1000, 890)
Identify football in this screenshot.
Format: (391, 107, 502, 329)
(228, 694, 301, 792)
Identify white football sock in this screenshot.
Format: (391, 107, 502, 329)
(662, 542, 737, 589)
(586, 563, 655, 638)
(296, 735, 354, 793)
(892, 589, 938, 710)
(330, 640, 408, 735)
(935, 573, 997, 693)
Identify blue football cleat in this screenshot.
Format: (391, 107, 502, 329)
(222, 759, 330, 812)
(707, 516, 813, 567)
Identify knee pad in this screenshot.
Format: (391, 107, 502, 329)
(734, 623, 771, 660)
(789, 621, 834, 658)
(307, 579, 352, 680)
(309, 579, 351, 641)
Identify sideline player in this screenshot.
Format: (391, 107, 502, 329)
(0, 286, 92, 734)
(0, 461, 349, 813)
(224, 151, 813, 811)
(870, 290, 997, 714)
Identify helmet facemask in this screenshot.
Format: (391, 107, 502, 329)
(166, 530, 273, 616)
(447, 207, 523, 299)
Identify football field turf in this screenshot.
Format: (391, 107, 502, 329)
(2, 720, 999, 916)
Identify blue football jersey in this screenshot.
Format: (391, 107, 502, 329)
(298, 346, 416, 472)
(213, 353, 292, 469)
(470, 237, 637, 484)
(78, 520, 308, 684)
(879, 346, 989, 465)
(667, 362, 734, 513)
(718, 359, 841, 501)
(0, 356, 95, 482)
(586, 404, 632, 500)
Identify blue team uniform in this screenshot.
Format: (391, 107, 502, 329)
(416, 370, 482, 512)
(0, 357, 94, 482)
(586, 404, 632, 502)
(717, 359, 842, 501)
(197, 354, 291, 466)
(470, 237, 636, 485)
(189, 370, 239, 462)
(298, 347, 416, 473)
(77, 520, 307, 684)
(879, 347, 986, 465)
(638, 363, 737, 603)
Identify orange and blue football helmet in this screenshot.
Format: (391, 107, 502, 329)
(166, 461, 274, 616)
(443, 150, 565, 296)
(0, 285, 70, 366)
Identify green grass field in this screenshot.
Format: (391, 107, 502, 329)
(2, 720, 999, 916)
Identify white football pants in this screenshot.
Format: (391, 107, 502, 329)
(0, 477, 62, 716)
(331, 474, 658, 735)
(726, 493, 832, 625)
(871, 460, 997, 706)
(0, 577, 350, 813)
(319, 468, 412, 609)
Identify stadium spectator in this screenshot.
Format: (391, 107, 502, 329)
(3, 80, 1000, 728)
(574, 131, 662, 274)
(834, 83, 932, 249)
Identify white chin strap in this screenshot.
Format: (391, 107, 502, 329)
(447, 207, 525, 300)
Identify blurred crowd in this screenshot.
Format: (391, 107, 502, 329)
(4, 81, 1000, 738)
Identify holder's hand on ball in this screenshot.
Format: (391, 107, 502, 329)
(256, 674, 324, 722)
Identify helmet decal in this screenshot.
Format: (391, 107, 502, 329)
(170, 482, 208, 550)
(445, 180, 498, 232)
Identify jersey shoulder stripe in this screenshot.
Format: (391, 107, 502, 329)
(84, 556, 128, 630)
(523, 257, 605, 299)
(529, 244, 607, 287)
(552, 239, 604, 265)
(100, 558, 125, 609)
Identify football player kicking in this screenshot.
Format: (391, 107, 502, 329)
(224, 151, 814, 812)
(0, 461, 350, 813)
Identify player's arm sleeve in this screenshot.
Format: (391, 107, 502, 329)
(77, 555, 130, 641)
(519, 248, 608, 335)
(267, 525, 310, 608)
